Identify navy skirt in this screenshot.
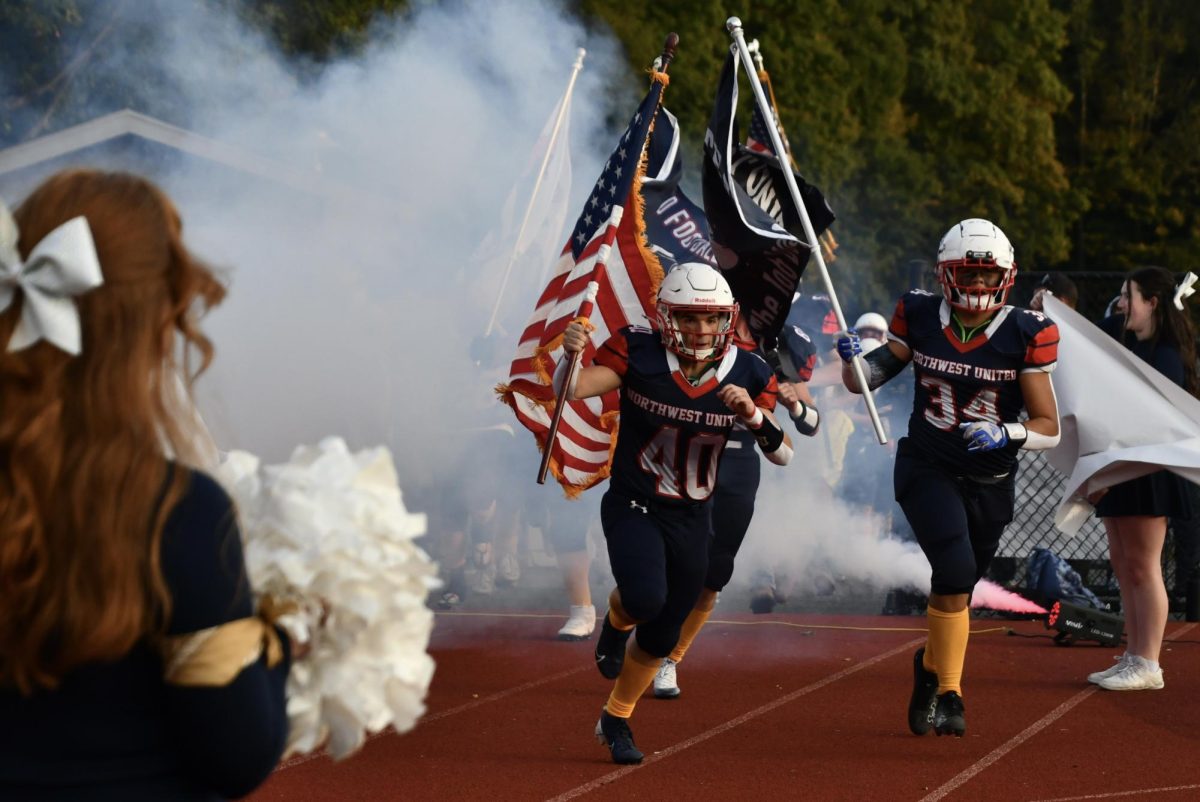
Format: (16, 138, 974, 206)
(1095, 469, 1194, 519)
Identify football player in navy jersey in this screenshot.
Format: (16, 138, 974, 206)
(837, 219, 1061, 737)
(556, 263, 791, 764)
(649, 317, 823, 700)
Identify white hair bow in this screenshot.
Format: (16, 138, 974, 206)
(0, 205, 103, 355)
(1173, 271, 1198, 311)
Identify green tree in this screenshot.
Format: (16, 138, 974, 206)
(0, 0, 410, 149)
(578, 0, 1082, 309)
(1056, 0, 1200, 272)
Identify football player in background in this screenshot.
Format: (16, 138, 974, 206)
(837, 219, 1061, 737)
(558, 263, 791, 764)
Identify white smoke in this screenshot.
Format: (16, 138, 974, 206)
(0, 0, 935, 606)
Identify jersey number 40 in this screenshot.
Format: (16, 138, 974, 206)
(637, 426, 725, 501)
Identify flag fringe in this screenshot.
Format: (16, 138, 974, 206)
(494, 382, 618, 498)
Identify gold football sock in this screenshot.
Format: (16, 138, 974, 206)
(607, 588, 637, 631)
(669, 593, 717, 663)
(604, 641, 661, 719)
(923, 635, 937, 674)
(926, 606, 969, 696)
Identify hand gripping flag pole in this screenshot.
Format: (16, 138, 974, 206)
(726, 17, 887, 445)
(484, 48, 587, 339)
(537, 33, 679, 484)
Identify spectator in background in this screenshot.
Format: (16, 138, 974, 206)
(550, 495, 600, 641)
(1031, 272, 1078, 312)
(1093, 268, 1199, 615)
(0, 170, 292, 798)
(1087, 267, 1198, 690)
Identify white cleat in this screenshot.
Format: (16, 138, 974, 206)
(557, 605, 596, 641)
(653, 658, 680, 699)
(1087, 652, 1131, 685)
(1097, 658, 1164, 691)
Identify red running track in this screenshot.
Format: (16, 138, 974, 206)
(248, 610, 1200, 801)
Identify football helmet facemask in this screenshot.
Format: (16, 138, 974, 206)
(655, 263, 739, 361)
(936, 218, 1016, 312)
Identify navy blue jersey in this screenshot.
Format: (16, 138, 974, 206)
(777, 323, 818, 382)
(890, 290, 1059, 476)
(594, 326, 777, 505)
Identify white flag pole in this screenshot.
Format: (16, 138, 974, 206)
(726, 17, 887, 444)
(485, 48, 587, 338)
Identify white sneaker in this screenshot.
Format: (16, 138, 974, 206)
(1087, 652, 1131, 685)
(469, 562, 496, 595)
(556, 605, 596, 641)
(653, 658, 680, 699)
(1097, 658, 1164, 691)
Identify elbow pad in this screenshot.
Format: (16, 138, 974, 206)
(788, 400, 820, 437)
(1002, 422, 1061, 451)
(863, 346, 907, 390)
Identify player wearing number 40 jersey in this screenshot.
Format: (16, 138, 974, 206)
(838, 219, 1061, 739)
(555, 262, 790, 765)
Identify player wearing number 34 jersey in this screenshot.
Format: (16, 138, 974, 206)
(839, 219, 1061, 740)
(555, 262, 790, 766)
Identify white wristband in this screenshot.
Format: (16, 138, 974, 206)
(1002, 421, 1061, 450)
(743, 408, 764, 428)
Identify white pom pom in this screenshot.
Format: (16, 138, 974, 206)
(216, 437, 438, 760)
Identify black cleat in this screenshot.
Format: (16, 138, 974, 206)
(594, 611, 632, 680)
(594, 710, 644, 764)
(908, 647, 939, 735)
(933, 691, 966, 737)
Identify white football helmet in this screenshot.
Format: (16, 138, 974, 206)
(655, 262, 739, 361)
(936, 218, 1016, 312)
(853, 312, 888, 338)
(859, 336, 885, 355)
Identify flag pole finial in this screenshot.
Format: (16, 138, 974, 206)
(661, 33, 679, 67)
(726, 17, 743, 34)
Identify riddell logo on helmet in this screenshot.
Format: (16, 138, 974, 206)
(964, 250, 994, 260)
(692, 296, 717, 303)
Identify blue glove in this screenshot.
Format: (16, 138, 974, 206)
(959, 421, 1008, 452)
(835, 330, 861, 364)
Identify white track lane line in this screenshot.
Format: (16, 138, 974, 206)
(1025, 784, 1200, 802)
(922, 622, 1199, 802)
(545, 637, 925, 802)
(276, 664, 591, 770)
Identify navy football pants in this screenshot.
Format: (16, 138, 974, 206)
(600, 488, 712, 658)
(707, 433, 761, 592)
(894, 440, 1014, 596)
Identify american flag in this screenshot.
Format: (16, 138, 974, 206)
(745, 99, 780, 156)
(499, 75, 669, 494)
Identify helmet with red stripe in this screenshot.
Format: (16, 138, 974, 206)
(936, 218, 1016, 312)
(655, 263, 739, 361)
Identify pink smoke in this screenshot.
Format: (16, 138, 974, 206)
(971, 578, 1047, 614)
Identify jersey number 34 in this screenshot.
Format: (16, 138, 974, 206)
(920, 376, 1000, 430)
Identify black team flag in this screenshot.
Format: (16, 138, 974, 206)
(702, 48, 835, 348)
